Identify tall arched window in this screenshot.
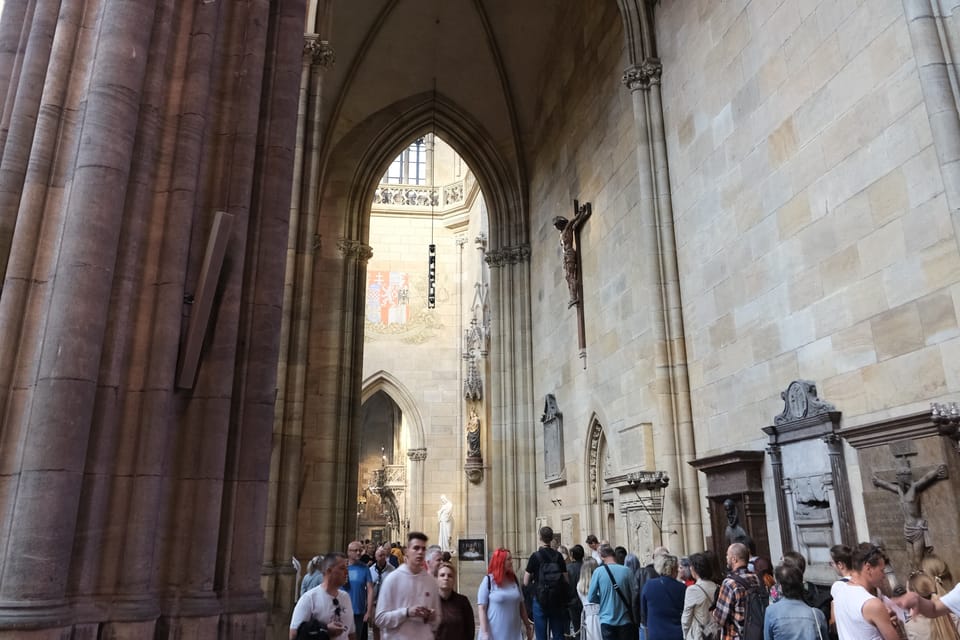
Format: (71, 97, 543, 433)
(383, 136, 428, 185)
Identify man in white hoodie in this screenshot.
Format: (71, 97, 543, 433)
(374, 532, 441, 640)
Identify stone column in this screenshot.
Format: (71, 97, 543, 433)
(0, 1, 305, 637)
(0, 0, 158, 627)
(485, 245, 537, 556)
(766, 445, 791, 555)
(407, 448, 428, 531)
(622, 58, 700, 551)
(823, 434, 857, 546)
(901, 0, 960, 248)
(298, 235, 371, 556)
(265, 33, 335, 624)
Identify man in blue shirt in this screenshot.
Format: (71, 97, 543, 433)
(588, 544, 637, 640)
(347, 540, 375, 640)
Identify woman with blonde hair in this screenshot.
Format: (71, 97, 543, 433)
(478, 548, 533, 639)
(300, 555, 323, 596)
(577, 557, 602, 640)
(904, 556, 960, 640)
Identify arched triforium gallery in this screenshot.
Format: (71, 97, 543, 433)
(0, 0, 959, 638)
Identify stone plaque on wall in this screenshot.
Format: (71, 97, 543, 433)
(542, 394, 565, 485)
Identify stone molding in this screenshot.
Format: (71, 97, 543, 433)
(621, 58, 662, 92)
(304, 34, 336, 68)
(406, 447, 427, 461)
(336, 239, 373, 262)
(484, 244, 530, 267)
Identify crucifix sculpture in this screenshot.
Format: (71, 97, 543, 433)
(553, 200, 591, 366)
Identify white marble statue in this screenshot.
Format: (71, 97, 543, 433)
(437, 494, 453, 553)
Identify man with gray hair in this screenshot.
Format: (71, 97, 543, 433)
(588, 544, 638, 640)
(424, 545, 443, 577)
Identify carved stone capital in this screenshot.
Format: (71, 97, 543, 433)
(484, 244, 530, 267)
(304, 34, 336, 68)
(407, 448, 427, 462)
(337, 239, 373, 262)
(622, 58, 662, 92)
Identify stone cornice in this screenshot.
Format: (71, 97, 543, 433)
(621, 58, 662, 92)
(337, 239, 373, 262)
(304, 34, 336, 68)
(484, 244, 530, 267)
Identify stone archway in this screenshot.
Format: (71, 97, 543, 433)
(268, 91, 539, 605)
(585, 415, 612, 541)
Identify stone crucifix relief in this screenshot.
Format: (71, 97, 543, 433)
(871, 447, 948, 570)
(553, 200, 591, 366)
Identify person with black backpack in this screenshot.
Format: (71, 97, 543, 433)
(523, 526, 570, 640)
(713, 542, 767, 640)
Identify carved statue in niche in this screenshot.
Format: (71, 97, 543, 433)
(466, 409, 481, 458)
(872, 461, 948, 570)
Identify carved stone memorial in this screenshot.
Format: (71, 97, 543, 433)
(762, 380, 856, 585)
(841, 403, 960, 585)
(542, 394, 565, 485)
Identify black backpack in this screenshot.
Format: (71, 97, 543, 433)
(295, 619, 329, 640)
(535, 548, 567, 611)
(728, 573, 767, 640)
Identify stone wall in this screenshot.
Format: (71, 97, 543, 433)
(654, 0, 960, 550)
(526, 0, 670, 554)
(658, 0, 959, 443)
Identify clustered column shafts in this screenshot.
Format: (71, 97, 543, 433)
(619, 0, 701, 551)
(0, 0, 305, 637)
(901, 0, 960, 251)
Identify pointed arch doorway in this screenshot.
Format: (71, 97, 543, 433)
(268, 93, 539, 582)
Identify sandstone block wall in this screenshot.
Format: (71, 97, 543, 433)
(657, 0, 958, 442)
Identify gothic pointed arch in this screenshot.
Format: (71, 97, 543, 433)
(361, 370, 426, 453)
(585, 412, 614, 539)
(318, 91, 527, 252)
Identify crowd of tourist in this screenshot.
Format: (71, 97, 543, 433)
(289, 531, 960, 640)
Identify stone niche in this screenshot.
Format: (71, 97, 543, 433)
(689, 450, 768, 562)
(841, 408, 960, 587)
(763, 380, 856, 586)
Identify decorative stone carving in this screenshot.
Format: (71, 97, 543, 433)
(406, 448, 427, 462)
(541, 394, 565, 485)
(774, 380, 836, 425)
(764, 380, 854, 581)
(588, 421, 605, 503)
(871, 446, 948, 570)
(337, 239, 373, 262)
(463, 233, 490, 401)
(372, 185, 438, 207)
(932, 402, 960, 453)
(485, 244, 530, 267)
(304, 35, 336, 68)
(464, 456, 483, 484)
(621, 58, 662, 91)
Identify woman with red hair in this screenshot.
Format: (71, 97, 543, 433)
(478, 548, 533, 639)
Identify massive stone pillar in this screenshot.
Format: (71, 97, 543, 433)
(617, 0, 701, 550)
(263, 32, 335, 634)
(0, 1, 305, 637)
(485, 245, 537, 556)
